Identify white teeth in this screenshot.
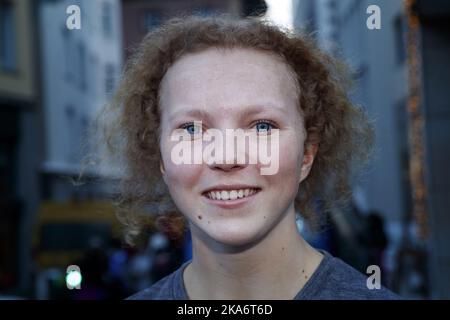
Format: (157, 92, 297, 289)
(221, 190, 229, 200)
(206, 188, 259, 201)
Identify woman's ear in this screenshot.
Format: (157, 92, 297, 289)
(299, 129, 320, 184)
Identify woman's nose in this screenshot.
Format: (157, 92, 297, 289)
(210, 161, 247, 172)
(202, 127, 252, 172)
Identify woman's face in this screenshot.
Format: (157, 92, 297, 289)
(159, 47, 315, 247)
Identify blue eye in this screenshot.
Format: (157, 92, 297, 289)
(254, 120, 276, 133)
(180, 122, 202, 135)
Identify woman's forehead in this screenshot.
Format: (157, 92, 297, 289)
(159, 47, 299, 112)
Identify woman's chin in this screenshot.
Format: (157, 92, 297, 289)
(203, 226, 266, 249)
(188, 215, 272, 249)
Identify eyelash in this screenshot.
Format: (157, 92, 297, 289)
(252, 119, 278, 132)
(178, 119, 279, 134)
(179, 122, 203, 134)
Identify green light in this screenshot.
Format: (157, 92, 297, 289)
(66, 270, 82, 288)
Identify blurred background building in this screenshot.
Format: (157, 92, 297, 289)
(293, 0, 450, 299)
(0, 0, 40, 297)
(39, 0, 122, 197)
(0, 0, 449, 299)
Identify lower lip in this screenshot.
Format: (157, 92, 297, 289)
(202, 189, 261, 209)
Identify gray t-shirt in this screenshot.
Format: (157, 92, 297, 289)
(127, 250, 399, 300)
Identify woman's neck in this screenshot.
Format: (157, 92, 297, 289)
(183, 207, 324, 299)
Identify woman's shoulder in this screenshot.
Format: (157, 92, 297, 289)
(299, 251, 400, 300)
(126, 261, 190, 300)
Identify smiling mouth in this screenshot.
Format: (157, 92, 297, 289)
(202, 188, 261, 201)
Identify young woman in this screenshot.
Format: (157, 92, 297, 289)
(99, 14, 398, 300)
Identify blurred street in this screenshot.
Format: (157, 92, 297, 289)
(1, 0, 449, 299)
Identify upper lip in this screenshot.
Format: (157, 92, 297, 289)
(202, 184, 261, 194)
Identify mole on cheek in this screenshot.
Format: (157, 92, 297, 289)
(198, 215, 202, 220)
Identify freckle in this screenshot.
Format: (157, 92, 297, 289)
(281, 247, 285, 251)
(263, 216, 266, 219)
(198, 215, 202, 220)
(207, 220, 210, 224)
(302, 269, 305, 273)
(305, 275, 308, 279)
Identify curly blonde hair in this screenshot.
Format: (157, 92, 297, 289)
(94, 14, 374, 246)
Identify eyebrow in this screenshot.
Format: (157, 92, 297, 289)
(168, 103, 287, 122)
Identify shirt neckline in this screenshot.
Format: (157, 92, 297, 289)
(174, 249, 333, 300)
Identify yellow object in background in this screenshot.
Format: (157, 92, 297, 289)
(32, 201, 122, 269)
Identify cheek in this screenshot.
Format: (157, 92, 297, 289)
(160, 139, 202, 192)
(166, 164, 201, 190)
(279, 132, 303, 176)
(265, 133, 303, 195)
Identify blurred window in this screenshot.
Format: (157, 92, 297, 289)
(0, 1, 16, 72)
(65, 105, 76, 162)
(327, 0, 337, 10)
(105, 63, 115, 95)
(142, 12, 162, 31)
(40, 223, 111, 251)
(198, 7, 217, 17)
(62, 28, 72, 82)
(102, 1, 113, 37)
(78, 43, 87, 91)
(394, 15, 406, 65)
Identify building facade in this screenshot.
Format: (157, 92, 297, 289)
(121, 0, 266, 59)
(38, 0, 123, 199)
(294, 0, 450, 298)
